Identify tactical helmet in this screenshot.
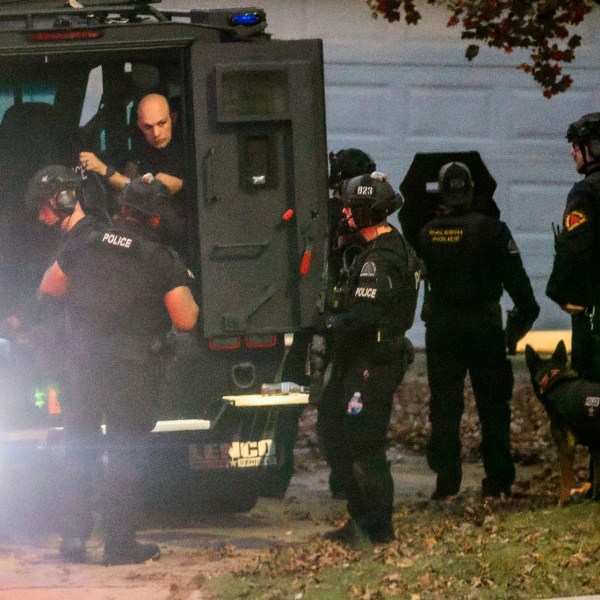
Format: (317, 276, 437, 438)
(341, 172, 402, 228)
(120, 175, 170, 216)
(25, 164, 80, 217)
(566, 112, 600, 160)
(438, 161, 474, 207)
(328, 148, 376, 190)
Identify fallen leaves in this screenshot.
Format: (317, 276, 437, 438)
(351, 584, 384, 599)
(271, 356, 600, 600)
(397, 557, 414, 568)
(243, 539, 363, 578)
(564, 549, 592, 568)
(297, 362, 592, 500)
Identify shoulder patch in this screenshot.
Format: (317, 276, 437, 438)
(360, 261, 376, 278)
(507, 238, 520, 254)
(564, 210, 588, 232)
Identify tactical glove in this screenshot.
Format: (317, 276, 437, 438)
(505, 307, 533, 355)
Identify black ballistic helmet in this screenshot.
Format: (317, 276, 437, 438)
(341, 172, 403, 228)
(566, 112, 600, 160)
(438, 161, 474, 207)
(120, 175, 170, 216)
(328, 148, 376, 189)
(26, 164, 80, 217)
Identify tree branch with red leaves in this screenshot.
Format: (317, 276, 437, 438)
(366, 0, 599, 97)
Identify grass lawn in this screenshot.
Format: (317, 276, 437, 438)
(206, 496, 600, 600)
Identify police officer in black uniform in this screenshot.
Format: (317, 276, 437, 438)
(547, 113, 600, 381)
(261, 149, 378, 499)
(13, 166, 108, 427)
(319, 172, 420, 544)
(414, 162, 540, 499)
(38, 175, 199, 565)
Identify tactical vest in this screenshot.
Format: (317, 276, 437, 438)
(352, 232, 421, 335)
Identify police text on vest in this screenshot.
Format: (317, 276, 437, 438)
(355, 287, 377, 299)
(102, 233, 133, 248)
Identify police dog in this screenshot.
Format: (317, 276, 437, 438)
(525, 341, 600, 506)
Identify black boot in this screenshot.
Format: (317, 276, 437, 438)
(323, 520, 357, 543)
(366, 523, 395, 544)
(102, 540, 160, 566)
(431, 473, 461, 500)
(323, 520, 371, 548)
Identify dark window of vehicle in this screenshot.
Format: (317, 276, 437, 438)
(219, 68, 289, 120)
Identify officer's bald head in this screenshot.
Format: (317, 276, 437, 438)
(137, 93, 173, 150)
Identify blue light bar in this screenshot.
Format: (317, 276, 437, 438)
(230, 12, 261, 26)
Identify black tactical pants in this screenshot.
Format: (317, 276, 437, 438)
(59, 347, 158, 545)
(317, 351, 404, 539)
(425, 303, 515, 496)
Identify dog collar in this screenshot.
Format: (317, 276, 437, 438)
(539, 368, 578, 394)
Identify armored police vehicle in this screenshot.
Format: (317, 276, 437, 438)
(0, 0, 327, 525)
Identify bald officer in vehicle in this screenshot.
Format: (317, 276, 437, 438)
(38, 175, 199, 565)
(79, 93, 186, 253)
(80, 93, 182, 194)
